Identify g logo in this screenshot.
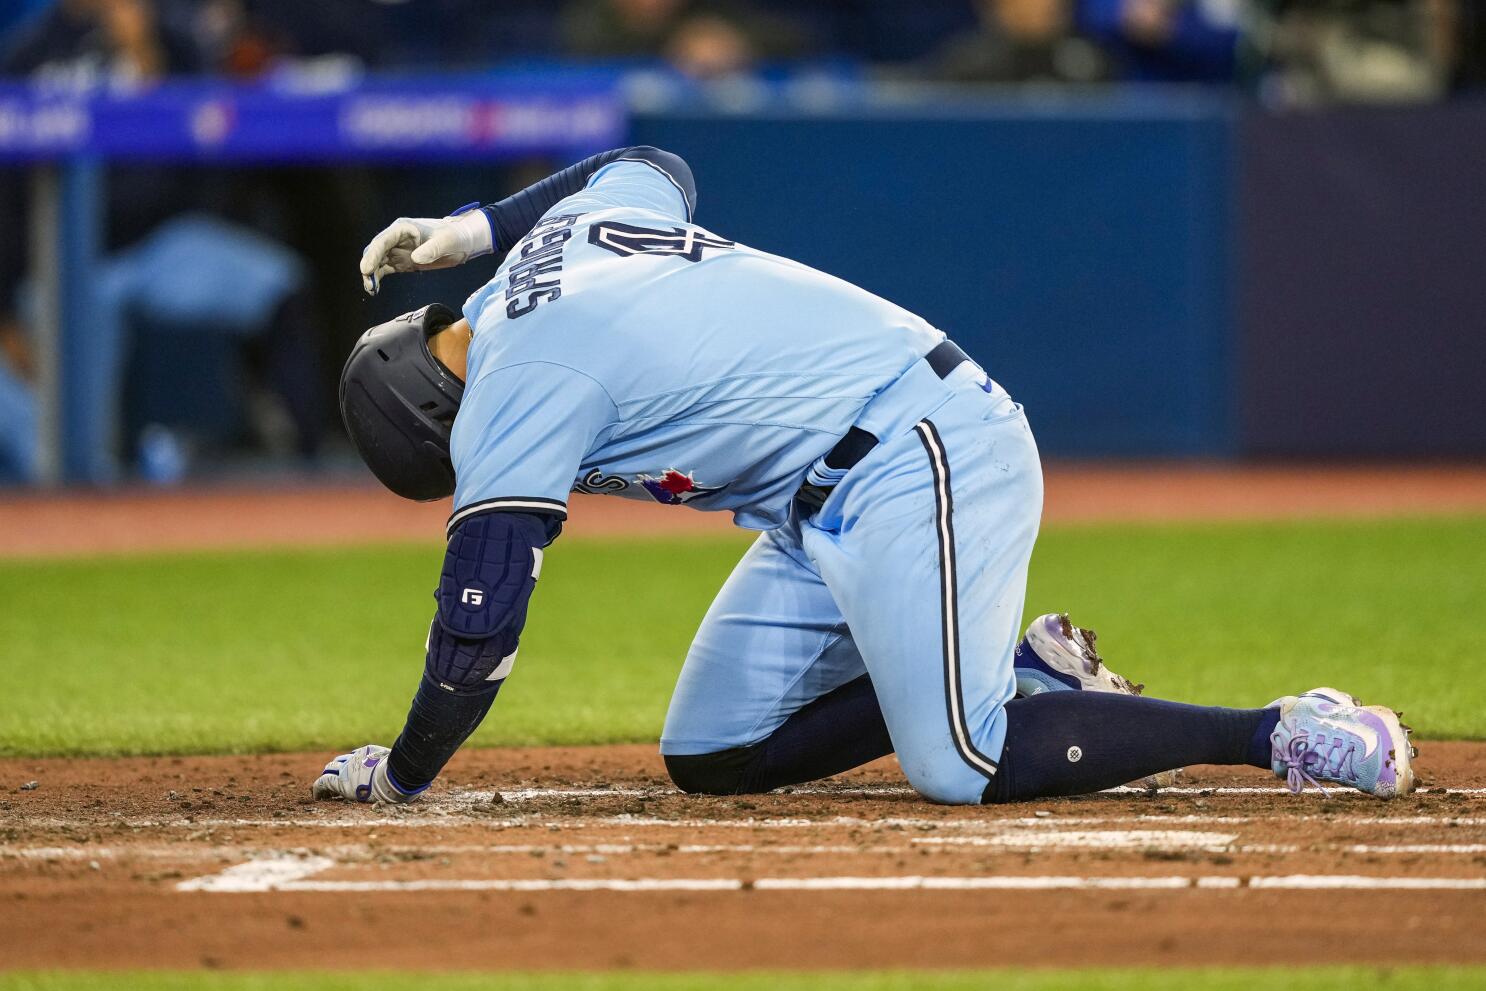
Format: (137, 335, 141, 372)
(461, 587, 486, 607)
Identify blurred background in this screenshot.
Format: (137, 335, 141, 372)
(0, 0, 1482, 489)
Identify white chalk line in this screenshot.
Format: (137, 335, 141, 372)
(11, 837, 1486, 867)
(1345, 844, 1486, 854)
(911, 829, 1240, 851)
(11, 837, 1486, 863)
(174, 853, 1486, 895)
(15, 811, 1486, 832)
(0, 832, 1245, 863)
(444, 785, 1486, 805)
(178, 855, 335, 891)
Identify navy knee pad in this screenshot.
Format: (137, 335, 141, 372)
(426, 512, 545, 694)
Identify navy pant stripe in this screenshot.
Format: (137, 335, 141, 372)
(915, 419, 999, 779)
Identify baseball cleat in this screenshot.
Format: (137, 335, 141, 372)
(1016, 613, 1143, 698)
(1266, 689, 1414, 796)
(1267, 687, 1417, 799)
(1015, 613, 1179, 790)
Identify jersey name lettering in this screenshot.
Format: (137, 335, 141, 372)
(506, 215, 577, 319)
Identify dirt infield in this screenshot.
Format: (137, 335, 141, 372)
(3, 463, 1485, 559)
(3, 744, 1484, 970)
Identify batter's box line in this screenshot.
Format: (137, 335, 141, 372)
(16, 812, 1486, 832)
(174, 853, 1486, 895)
(15, 838, 1486, 864)
(434, 785, 1486, 807)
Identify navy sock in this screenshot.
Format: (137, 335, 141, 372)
(387, 675, 501, 793)
(984, 691, 1277, 804)
(1249, 707, 1282, 766)
(744, 675, 894, 790)
(667, 675, 893, 794)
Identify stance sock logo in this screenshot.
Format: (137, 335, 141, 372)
(1066, 745, 1083, 763)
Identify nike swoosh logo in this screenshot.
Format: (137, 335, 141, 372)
(1314, 714, 1380, 758)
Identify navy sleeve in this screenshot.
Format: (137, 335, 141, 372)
(482, 146, 695, 255)
(384, 510, 549, 793)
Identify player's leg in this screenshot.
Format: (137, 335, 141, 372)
(805, 382, 1414, 802)
(801, 398, 1269, 803)
(660, 523, 891, 794)
(1012, 613, 1180, 789)
(800, 387, 1042, 804)
(985, 686, 1416, 801)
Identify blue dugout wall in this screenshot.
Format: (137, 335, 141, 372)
(638, 95, 1486, 459)
(634, 94, 1237, 457)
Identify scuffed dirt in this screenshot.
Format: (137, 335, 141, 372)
(1, 743, 1483, 970)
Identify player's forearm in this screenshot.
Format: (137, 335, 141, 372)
(386, 676, 501, 793)
(482, 146, 695, 255)
(383, 510, 550, 795)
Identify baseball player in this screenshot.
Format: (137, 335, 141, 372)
(315, 146, 1415, 806)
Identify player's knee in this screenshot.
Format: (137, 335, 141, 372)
(898, 758, 991, 806)
(664, 747, 764, 796)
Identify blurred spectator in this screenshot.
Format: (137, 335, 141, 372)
(563, 0, 692, 58)
(0, 0, 201, 87)
(1076, 0, 1241, 81)
(929, 0, 1110, 83)
(0, 0, 321, 484)
(1259, 0, 1454, 103)
(190, 0, 279, 78)
(560, 0, 802, 78)
(667, 12, 759, 77)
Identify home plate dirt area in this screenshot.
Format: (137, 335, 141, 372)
(3, 744, 1485, 971)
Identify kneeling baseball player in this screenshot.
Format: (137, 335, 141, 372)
(316, 147, 1416, 806)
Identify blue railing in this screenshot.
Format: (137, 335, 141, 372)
(0, 74, 626, 162)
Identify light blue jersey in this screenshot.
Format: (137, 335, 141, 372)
(453, 157, 1045, 805)
(451, 160, 944, 532)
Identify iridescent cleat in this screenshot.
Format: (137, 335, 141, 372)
(1014, 613, 1178, 790)
(1268, 687, 1417, 799)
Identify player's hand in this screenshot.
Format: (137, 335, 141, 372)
(359, 208, 494, 295)
(311, 744, 419, 803)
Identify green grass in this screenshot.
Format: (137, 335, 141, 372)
(1, 516, 1483, 757)
(2, 970, 1483, 991)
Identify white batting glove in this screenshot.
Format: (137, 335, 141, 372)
(359, 207, 494, 295)
(311, 744, 421, 803)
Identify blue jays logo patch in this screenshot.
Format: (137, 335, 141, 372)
(639, 469, 721, 506)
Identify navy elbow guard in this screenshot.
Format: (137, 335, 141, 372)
(426, 512, 545, 694)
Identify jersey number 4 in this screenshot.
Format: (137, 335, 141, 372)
(588, 221, 735, 263)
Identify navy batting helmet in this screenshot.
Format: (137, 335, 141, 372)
(339, 303, 464, 501)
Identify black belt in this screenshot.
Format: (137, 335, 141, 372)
(796, 340, 972, 512)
